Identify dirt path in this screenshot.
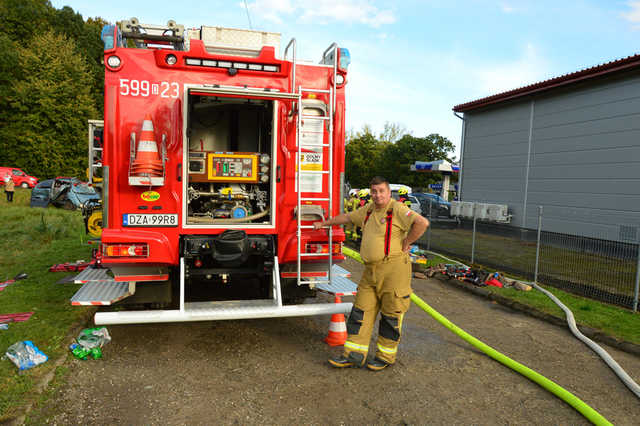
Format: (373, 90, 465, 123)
(27, 257, 640, 425)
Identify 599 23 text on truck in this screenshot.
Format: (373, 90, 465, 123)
(72, 18, 358, 325)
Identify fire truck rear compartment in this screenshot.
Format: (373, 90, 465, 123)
(186, 95, 274, 225)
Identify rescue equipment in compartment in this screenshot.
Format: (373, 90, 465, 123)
(129, 115, 167, 186)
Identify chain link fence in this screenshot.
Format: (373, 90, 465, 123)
(417, 204, 640, 311)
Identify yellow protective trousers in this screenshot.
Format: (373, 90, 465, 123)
(343, 254, 412, 364)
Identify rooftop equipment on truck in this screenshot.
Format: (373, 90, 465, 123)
(71, 18, 356, 324)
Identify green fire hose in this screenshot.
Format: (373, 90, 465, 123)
(342, 246, 611, 426)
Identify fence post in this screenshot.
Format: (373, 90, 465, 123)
(471, 203, 476, 264)
(534, 206, 543, 285)
(633, 233, 640, 312)
(427, 201, 432, 250)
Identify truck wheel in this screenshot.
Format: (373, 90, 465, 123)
(64, 200, 76, 210)
(20, 182, 29, 188)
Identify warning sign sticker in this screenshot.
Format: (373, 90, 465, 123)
(299, 150, 323, 193)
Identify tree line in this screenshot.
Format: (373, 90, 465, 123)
(0, 0, 105, 179)
(346, 123, 457, 190)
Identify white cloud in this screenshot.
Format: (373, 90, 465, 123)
(621, 1, 640, 29)
(469, 43, 551, 97)
(245, 0, 395, 27)
(501, 3, 515, 14)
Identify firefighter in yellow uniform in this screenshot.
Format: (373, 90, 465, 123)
(352, 188, 370, 241)
(314, 176, 429, 370)
(397, 187, 411, 208)
(343, 191, 358, 239)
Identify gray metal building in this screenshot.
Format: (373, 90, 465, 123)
(453, 55, 640, 242)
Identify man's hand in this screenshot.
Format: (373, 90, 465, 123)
(401, 238, 411, 253)
(313, 221, 325, 230)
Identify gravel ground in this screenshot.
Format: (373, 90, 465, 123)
(26, 257, 640, 425)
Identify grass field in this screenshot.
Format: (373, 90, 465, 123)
(414, 243, 640, 345)
(423, 226, 639, 303)
(0, 188, 92, 421)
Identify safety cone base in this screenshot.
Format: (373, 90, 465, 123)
(324, 295, 347, 346)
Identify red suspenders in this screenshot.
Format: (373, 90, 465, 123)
(384, 208, 393, 257)
(363, 205, 394, 257)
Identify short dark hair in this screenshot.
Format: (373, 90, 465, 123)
(369, 176, 390, 189)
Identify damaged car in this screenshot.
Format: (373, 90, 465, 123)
(30, 177, 100, 210)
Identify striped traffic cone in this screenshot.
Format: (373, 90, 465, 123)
(324, 295, 347, 346)
(131, 115, 163, 176)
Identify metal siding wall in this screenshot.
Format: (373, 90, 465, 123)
(527, 73, 640, 239)
(462, 102, 531, 227)
(462, 71, 640, 239)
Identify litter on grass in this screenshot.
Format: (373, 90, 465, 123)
(0, 312, 34, 323)
(69, 327, 111, 360)
(0, 273, 28, 292)
(3, 341, 48, 370)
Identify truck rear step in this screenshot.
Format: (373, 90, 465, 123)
(75, 258, 358, 324)
(73, 266, 112, 283)
(313, 265, 357, 296)
(71, 281, 135, 306)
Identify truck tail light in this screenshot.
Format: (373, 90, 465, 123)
(102, 243, 149, 258)
(305, 242, 342, 255)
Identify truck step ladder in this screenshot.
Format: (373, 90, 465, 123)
(293, 41, 340, 289)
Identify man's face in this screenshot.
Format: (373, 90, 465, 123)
(370, 183, 391, 207)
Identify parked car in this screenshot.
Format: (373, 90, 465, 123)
(412, 192, 451, 217)
(391, 193, 423, 215)
(0, 167, 38, 188)
(407, 195, 422, 215)
(30, 177, 100, 210)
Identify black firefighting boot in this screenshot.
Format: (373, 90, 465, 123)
(328, 352, 365, 368)
(366, 357, 391, 371)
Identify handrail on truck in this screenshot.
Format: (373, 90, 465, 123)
(284, 38, 297, 94)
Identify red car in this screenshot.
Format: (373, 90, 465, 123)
(0, 167, 39, 188)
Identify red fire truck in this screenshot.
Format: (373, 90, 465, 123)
(71, 18, 356, 325)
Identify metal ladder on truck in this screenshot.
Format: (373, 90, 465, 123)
(287, 40, 356, 296)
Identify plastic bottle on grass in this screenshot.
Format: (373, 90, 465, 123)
(3, 341, 48, 370)
(69, 343, 90, 360)
(77, 327, 111, 349)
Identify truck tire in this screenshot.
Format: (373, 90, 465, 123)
(21, 182, 29, 188)
(64, 200, 76, 210)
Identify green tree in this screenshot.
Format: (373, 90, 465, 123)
(0, 31, 97, 178)
(51, 7, 107, 115)
(379, 133, 456, 188)
(345, 126, 390, 188)
(0, 0, 53, 43)
(379, 121, 410, 143)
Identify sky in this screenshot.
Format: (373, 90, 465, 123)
(52, 0, 640, 160)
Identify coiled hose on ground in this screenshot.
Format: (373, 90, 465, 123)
(342, 246, 612, 425)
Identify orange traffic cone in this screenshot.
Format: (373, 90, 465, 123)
(131, 115, 163, 176)
(324, 295, 348, 346)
